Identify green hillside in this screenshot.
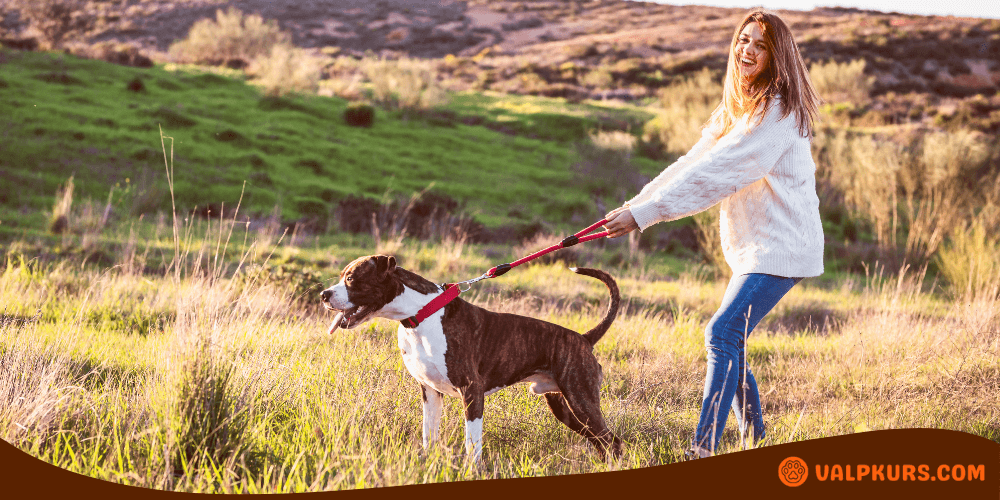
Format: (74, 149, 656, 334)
(0, 49, 661, 237)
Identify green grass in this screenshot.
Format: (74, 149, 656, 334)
(1, 221, 997, 492)
(0, 49, 661, 232)
(447, 90, 656, 142)
(1, 43, 998, 492)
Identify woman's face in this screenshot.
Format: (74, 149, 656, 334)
(734, 22, 770, 80)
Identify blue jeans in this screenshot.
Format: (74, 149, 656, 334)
(693, 273, 802, 452)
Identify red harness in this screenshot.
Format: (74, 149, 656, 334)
(399, 219, 609, 328)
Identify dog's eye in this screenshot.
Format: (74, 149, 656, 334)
(345, 276, 353, 283)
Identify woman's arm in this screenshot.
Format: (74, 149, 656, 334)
(626, 125, 719, 208)
(628, 101, 797, 232)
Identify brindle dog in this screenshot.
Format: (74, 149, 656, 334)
(320, 255, 623, 462)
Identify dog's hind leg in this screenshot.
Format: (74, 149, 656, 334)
(544, 393, 589, 435)
(545, 391, 623, 460)
(421, 385, 444, 449)
(460, 385, 485, 463)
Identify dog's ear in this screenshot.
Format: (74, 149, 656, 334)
(373, 255, 396, 278)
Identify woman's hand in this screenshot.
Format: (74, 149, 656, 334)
(604, 207, 638, 238)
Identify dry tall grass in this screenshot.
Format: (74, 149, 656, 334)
(3, 235, 998, 492)
(809, 59, 873, 104)
(938, 220, 1000, 300)
(645, 68, 722, 155)
(48, 175, 75, 234)
(813, 126, 993, 269)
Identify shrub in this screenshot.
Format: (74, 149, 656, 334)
(126, 77, 145, 93)
(248, 44, 323, 97)
(49, 176, 74, 234)
(75, 42, 154, 68)
(937, 219, 1000, 299)
(580, 67, 614, 89)
(10, 0, 95, 50)
(907, 129, 990, 195)
(167, 340, 249, 471)
(344, 103, 375, 128)
(809, 59, 874, 104)
(168, 7, 289, 66)
(647, 68, 722, 155)
(814, 128, 908, 261)
(336, 195, 380, 233)
(814, 126, 992, 269)
(360, 57, 449, 111)
(320, 56, 364, 100)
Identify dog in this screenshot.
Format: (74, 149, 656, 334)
(319, 254, 623, 463)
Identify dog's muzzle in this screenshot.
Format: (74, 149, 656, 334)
(320, 289, 343, 334)
(320, 289, 366, 334)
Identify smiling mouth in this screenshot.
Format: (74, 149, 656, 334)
(326, 305, 368, 334)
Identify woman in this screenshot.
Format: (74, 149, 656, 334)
(603, 9, 824, 458)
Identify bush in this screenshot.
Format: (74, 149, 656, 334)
(319, 56, 364, 100)
(344, 103, 375, 128)
(168, 341, 249, 471)
(581, 67, 614, 89)
(249, 44, 323, 97)
(647, 68, 722, 156)
(10, 0, 95, 50)
(126, 77, 145, 93)
(809, 59, 874, 104)
(937, 220, 1000, 299)
(814, 126, 992, 269)
(909, 129, 990, 195)
(168, 7, 289, 66)
(74, 42, 154, 68)
(49, 176, 74, 234)
(360, 57, 449, 111)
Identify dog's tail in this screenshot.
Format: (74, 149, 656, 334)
(570, 267, 620, 346)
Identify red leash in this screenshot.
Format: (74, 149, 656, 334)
(400, 219, 609, 328)
(485, 218, 610, 279)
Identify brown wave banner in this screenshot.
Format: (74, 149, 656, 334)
(1, 429, 996, 499)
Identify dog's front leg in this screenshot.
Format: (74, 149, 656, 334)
(460, 385, 485, 463)
(420, 385, 443, 449)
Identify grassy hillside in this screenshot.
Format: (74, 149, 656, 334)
(0, 48, 659, 237)
(0, 4, 999, 492)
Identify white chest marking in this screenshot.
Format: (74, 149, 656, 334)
(391, 291, 460, 398)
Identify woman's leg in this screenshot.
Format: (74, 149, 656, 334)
(693, 273, 801, 453)
(732, 364, 763, 445)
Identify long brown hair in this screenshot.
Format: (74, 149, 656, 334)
(712, 9, 820, 138)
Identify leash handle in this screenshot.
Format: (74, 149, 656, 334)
(486, 219, 609, 278)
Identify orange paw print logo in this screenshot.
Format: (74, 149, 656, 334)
(779, 457, 808, 487)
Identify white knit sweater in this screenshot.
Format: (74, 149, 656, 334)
(628, 97, 824, 278)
